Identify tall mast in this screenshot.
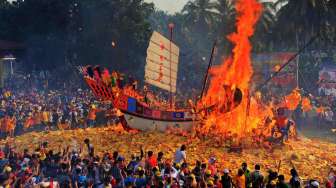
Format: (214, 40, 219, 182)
(168, 23, 174, 109)
(296, 31, 300, 88)
(200, 41, 217, 100)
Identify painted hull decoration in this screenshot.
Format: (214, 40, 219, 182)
(82, 76, 194, 131)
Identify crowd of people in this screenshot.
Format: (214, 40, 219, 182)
(0, 70, 334, 187)
(0, 141, 334, 188)
(0, 76, 116, 139)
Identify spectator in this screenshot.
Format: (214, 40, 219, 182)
(265, 170, 278, 188)
(84, 138, 94, 158)
(235, 169, 246, 188)
(289, 168, 301, 188)
(326, 168, 335, 188)
(251, 164, 264, 188)
(242, 162, 251, 188)
(157, 151, 164, 171)
(174, 145, 187, 164)
(221, 169, 233, 188)
(277, 174, 289, 188)
(208, 157, 218, 176)
(145, 151, 157, 172)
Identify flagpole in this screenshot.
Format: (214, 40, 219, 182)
(169, 23, 174, 109)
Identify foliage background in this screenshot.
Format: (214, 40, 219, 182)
(0, 0, 335, 94)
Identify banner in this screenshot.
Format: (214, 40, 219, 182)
(127, 97, 137, 113)
(252, 52, 297, 86)
(173, 112, 184, 119)
(152, 110, 161, 119)
(161, 111, 172, 119)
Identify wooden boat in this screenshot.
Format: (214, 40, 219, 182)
(81, 31, 243, 132)
(83, 75, 195, 131)
(81, 31, 195, 131)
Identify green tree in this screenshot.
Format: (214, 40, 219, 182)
(9, 0, 72, 70)
(0, 0, 23, 40)
(213, 0, 235, 56)
(252, 1, 277, 52)
(327, 0, 336, 44)
(182, 0, 217, 57)
(275, 0, 329, 49)
(182, 0, 217, 32)
(75, 0, 154, 78)
(273, 0, 330, 94)
(0, 0, 154, 80)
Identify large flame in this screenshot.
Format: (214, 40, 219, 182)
(282, 88, 302, 110)
(198, 0, 264, 138)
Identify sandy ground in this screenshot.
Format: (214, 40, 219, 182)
(1, 125, 335, 183)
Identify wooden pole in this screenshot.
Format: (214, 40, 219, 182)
(243, 89, 251, 133)
(200, 41, 217, 100)
(296, 31, 300, 88)
(257, 34, 318, 91)
(277, 160, 282, 173)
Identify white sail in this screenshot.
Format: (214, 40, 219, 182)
(145, 31, 179, 93)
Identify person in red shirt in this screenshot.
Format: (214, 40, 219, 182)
(272, 108, 291, 143)
(208, 157, 218, 176)
(214, 174, 223, 188)
(274, 108, 288, 130)
(145, 151, 157, 174)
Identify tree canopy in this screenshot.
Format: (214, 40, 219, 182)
(0, 0, 335, 93)
(0, 0, 154, 78)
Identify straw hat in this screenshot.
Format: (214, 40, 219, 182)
(205, 170, 212, 176)
(207, 180, 214, 186)
(155, 171, 161, 177)
(3, 166, 12, 173)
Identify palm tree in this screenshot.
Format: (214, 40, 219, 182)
(212, 0, 235, 55)
(182, 0, 217, 32)
(273, 0, 330, 93)
(252, 1, 277, 52)
(275, 0, 329, 49)
(327, 0, 336, 43)
(180, 0, 218, 70)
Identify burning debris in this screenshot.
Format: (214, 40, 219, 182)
(195, 0, 313, 146)
(197, 0, 264, 139)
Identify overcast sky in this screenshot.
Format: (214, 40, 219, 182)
(144, 0, 189, 14)
(144, 0, 278, 14)
(7, 0, 276, 14)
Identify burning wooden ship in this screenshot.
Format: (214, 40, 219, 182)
(80, 30, 243, 132)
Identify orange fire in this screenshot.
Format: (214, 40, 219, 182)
(198, 0, 264, 138)
(282, 88, 302, 110)
(301, 97, 312, 112)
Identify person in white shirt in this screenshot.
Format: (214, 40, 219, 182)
(174, 145, 186, 164)
(161, 160, 179, 179)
